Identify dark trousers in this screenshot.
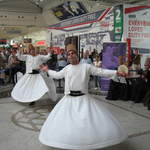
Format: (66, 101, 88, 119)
(130, 78, 147, 103)
(106, 80, 129, 100)
(5, 65, 25, 84)
(94, 76, 100, 87)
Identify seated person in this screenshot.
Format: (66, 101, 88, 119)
(131, 58, 150, 103)
(106, 65, 129, 100)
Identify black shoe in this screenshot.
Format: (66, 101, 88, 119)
(134, 100, 141, 103)
(29, 102, 35, 106)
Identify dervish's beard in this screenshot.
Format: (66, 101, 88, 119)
(68, 59, 79, 64)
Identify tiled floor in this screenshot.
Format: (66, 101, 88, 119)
(1, 94, 150, 150)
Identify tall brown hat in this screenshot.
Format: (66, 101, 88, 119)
(66, 44, 76, 52)
(28, 44, 35, 50)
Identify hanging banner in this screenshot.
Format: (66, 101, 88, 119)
(114, 5, 123, 41)
(48, 8, 111, 31)
(101, 42, 126, 91)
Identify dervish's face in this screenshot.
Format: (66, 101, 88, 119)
(30, 49, 36, 56)
(12, 51, 16, 56)
(67, 50, 78, 65)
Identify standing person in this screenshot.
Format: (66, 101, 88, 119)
(57, 48, 67, 88)
(39, 44, 127, 150)
(80, 51, 92, 64)
(0, 50, 6, 86)
(6, 50, 20, 84)
(57, 48, 67, 70)
(131, 49, 141, 74)
(93, 55, 102, 88)
(11, 44, 57, 104)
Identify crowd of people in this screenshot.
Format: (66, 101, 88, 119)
(0, 46, 102, 88)
(0, 47, 25, 85)
(1, 45, 150, 110)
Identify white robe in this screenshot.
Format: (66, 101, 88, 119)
(39, 63, 127, 150)
(11, 53, 57, 102)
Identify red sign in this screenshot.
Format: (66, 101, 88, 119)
(35, 40, 46, 46)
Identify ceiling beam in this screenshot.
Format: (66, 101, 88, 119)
(26, 0, 43, 9)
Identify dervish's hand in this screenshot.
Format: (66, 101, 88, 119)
(117, 72, 128, 77)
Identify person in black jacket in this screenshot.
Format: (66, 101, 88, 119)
(47, 49, 57, 70)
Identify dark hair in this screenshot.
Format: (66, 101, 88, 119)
(42, 63, 48, 66)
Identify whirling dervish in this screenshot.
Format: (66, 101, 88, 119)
(11, 44, 57, 104)
(39, 44, 127, 150)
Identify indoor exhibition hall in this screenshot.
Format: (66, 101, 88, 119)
(1, 0, 150, 150)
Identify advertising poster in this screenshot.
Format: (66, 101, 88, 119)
(124, 4, 150, 53)
(114, 5, 123, 41)
(79, 31, 114, 53)
(52, 34, 66, 48)
(101, 42, 126, 91)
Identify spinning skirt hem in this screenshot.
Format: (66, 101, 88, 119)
(39, 134, 127, 150)
(11, 74, 49, 102)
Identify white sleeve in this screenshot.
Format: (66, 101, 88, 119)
(40, 54, 51, 62)
(16, 52, 27, 61)
(48, 68, 65, 79)
(89, 64, 117, 78)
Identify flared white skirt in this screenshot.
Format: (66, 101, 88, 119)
(11, 74, 53, 102)
(39, 94, 127, 150)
